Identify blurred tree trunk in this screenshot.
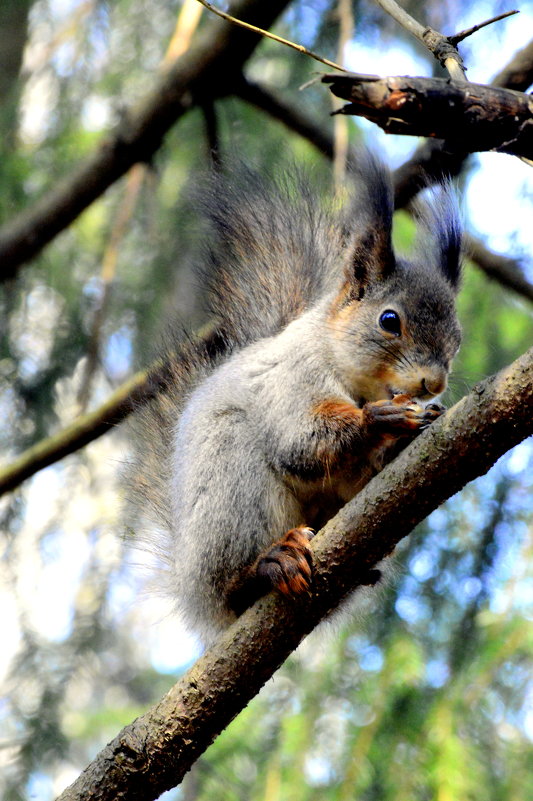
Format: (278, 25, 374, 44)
(0, 0, 31, 138)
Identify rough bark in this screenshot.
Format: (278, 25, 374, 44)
(236, 78, 533, 303)
(56, 346, 533, 801)
(391, 38, 533, 207)
(0, 0, 291, 280)
(323, 73, 533, 159)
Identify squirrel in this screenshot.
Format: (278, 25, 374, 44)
(131, 155, 462, 645)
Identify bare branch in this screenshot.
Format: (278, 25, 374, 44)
(374, 0, 466, 80)
(465, 233, 533, 303)
(0, 0, 292, 281)
(450, 10, 519, 46)
(56, 346, 533, 801)
(375, 2, 519, 82)
(0, 369, 154, 496)
(323, 72, 533, 159)
(195, 0, 345, 71)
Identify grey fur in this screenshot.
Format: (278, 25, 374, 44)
(131, 158, 462, 644)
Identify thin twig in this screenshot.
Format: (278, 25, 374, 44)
(195, 0, 346, 71)
(450, 10, 519, 46)
(374, 0, 466, 80)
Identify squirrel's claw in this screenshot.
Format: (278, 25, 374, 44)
(364, 396, 445, 433)
(256, 525, 314, 597)
(425, 402, 446, 414)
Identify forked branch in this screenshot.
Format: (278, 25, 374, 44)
(374, 0, 518, 81)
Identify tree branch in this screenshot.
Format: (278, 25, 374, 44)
(374, 0, 466, 80)
(0, 321, 223, 496)
(0, 0, 292, 281)
(196, 0, 345, 71)
(491, 37, 533, 91)
(56, 345, 533, 801)
(0, 368, 154, 495)
(382, 37, 533, 208)
(465, 233, 533, 303)
(237, 78, 533, 302)
(323, 73, 533, 159)
(449, 10, 519, 47)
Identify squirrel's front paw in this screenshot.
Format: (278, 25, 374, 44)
(257, 526, 314, 597)
(364, 394, 445, 434)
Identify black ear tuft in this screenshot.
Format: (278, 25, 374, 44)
(413, 182, 462, 290)
(345, 152, 396, 288)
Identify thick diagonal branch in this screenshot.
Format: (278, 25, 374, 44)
(56, 346, 533, 801)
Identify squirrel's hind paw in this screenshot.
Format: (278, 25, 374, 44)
(225, 526, 314, 617)
(257, 526, 314, 598)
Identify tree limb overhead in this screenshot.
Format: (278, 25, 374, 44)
(323, 73, 533, 159)
(389, 39, 533, 207)
(56, 346, 533, 801)
(465, 233, 533, 303)
(492, 37, 533, 90)
(237, 78, 533, 303)
(0, 0, 291, 281)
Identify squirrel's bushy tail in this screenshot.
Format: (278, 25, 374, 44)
(197, 164, 351, 347)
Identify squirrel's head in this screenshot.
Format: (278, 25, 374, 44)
(328, 157, 462, 404)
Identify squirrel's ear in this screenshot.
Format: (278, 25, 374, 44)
(345, 154, 395, 290)
(414, 183, 462, 290)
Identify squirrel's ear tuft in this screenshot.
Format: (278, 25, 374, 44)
(414, 182, 462, 290)
(345, 153, 395, 289)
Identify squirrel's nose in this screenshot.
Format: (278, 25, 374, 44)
(420, 371, 447, 398)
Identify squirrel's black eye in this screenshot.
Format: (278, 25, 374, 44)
(379, 309, 401, 336)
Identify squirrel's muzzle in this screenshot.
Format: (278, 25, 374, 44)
(420, 369, 447, 398)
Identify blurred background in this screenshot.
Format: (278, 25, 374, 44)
(0, 1, 531, 799)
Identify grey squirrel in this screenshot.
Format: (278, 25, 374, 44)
(132, 156, 462, 644)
